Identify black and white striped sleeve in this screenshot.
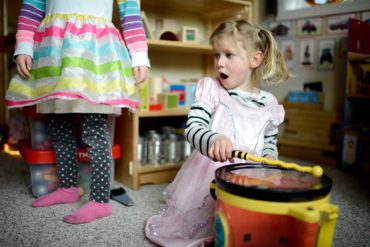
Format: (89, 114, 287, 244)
(184, 101, 221, 156)
(262, 124, 279, 159)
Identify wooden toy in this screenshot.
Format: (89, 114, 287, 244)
(157, 93, 179, 110)
(169, 84, 186, 106)
(137, 79, 150, 111)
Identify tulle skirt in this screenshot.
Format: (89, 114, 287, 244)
(145, 150, 244, 247)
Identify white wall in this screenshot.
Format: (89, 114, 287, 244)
(258, 0, 369, 111)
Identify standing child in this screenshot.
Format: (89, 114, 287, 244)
(6, 0, 149, 224)
(145, 19, 291, 246)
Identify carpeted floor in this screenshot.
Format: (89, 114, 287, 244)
(0, 151, 369, 247)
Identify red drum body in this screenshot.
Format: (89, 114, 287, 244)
(211, 164, 339, 247)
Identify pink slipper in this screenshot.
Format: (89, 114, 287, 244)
(63, 201, 112, 224)
(32, 187, 80, 207)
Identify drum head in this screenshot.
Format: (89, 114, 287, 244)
(215, 163, 332, 202)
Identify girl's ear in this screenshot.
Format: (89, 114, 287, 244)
(249, 50, 264, 69)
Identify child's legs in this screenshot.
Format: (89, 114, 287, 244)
(80, 113, 112, 203)
(48, 114, 78, 188)
(32, 114, 80, 207)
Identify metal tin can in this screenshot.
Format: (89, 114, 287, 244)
(146, 130, 161, 165)
(137, 136, 146, 165)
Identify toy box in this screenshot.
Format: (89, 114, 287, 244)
(22, 106, 116, 150)
(18, 140, 120, 197)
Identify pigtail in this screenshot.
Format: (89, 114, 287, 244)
(259, 28, 292, 84)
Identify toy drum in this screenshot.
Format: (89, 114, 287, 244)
(210, 163, 338, 247)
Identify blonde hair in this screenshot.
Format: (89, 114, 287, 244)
(209, 19, 292, 85)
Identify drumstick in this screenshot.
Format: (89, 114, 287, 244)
(232, 150, 324, 177)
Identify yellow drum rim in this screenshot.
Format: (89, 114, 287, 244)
(216, 185, 333, 223)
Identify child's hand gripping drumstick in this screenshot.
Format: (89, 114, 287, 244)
(232, 150, 324, 177)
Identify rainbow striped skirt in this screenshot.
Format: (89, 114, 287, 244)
(6, 14, 139, 110)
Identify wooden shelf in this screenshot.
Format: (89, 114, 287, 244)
(347, 94, 370, 100)
(136, 108, 189, 117)
(148, 39, 212, 54)
(348, 52, 370, 61)
(141, 0, 251, 18)
(139, 163, 183, 174)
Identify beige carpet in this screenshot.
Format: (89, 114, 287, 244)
(0, 151, 369, 247)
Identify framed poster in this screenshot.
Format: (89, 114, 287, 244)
(296, 18, 323, 36)
(269, 21, 294, 37)
(299, 38, 315, 69)
(327, 14, 356, 35)
(279, 39, 296, 69)
(317, 39, 335, 70)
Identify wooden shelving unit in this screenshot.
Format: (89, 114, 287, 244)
(278, 108, 341, 166)
(340, 18, 370, 173)
(147, 39, 212, 54)
(114, 0, 256, 190)
(114, 108, 189, 190)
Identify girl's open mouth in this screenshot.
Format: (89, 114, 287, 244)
(219, 72, 229, 80)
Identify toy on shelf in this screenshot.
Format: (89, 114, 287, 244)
(157, 93, 179, 110)
(155, 18, 179, 41)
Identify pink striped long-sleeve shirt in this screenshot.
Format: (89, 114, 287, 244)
(14, 0, 149, 67)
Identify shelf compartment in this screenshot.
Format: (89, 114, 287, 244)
(115, 108, 188, 190)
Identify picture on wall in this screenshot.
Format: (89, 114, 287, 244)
(317, 39, 335, 70)
(269, 21, 294, 37)
(299, 38, 315, 69)
(296, 18, 323, 36)
(327, 14, 356, 35)
(279, 39, 296, 69)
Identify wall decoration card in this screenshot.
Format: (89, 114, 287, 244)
(269, 21, 294, 37)
(299, 38, 315, 69)
(326, 14, 356, 35)
(317, 39, 336, 70)
(296, 18, 323, 36)
(279, 39, 296, 70)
